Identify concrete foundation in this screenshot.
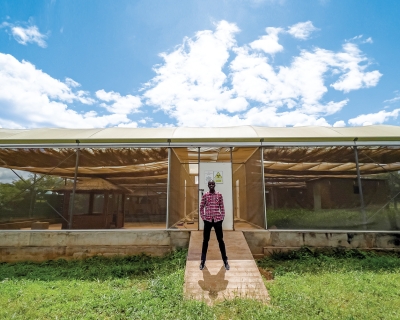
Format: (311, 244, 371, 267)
(1, 229, 400, 262)
(0, 230, 190, 262)
(243, 230, 400, 258)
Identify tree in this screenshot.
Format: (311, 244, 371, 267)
(0, 173, 64, 221)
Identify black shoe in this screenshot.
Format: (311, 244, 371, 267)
(224, 260, 230, 271)
(199, 261, 205, 270)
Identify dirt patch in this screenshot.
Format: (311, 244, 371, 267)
(258, 267, 274, 280)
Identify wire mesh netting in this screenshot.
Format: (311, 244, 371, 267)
(0, 167, 68, 230)
(233, 148, 265, 230)
(1, 145, 400, 231)
(264, 146, 400, 231)
(358, 147, 400, 230)
(0, 147, 168, 230)
(167, 148, 198, 229)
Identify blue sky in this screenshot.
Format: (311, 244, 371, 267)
(0, 0, 400, 129)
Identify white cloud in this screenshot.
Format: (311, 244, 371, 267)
(287, 21, 317, 40)
(348, 109, 400, 126)
(75, 90, 95, 105)
(116, 121, 138, 128)
(138, 117, 153, 124)
(96, 89, 142, 114)
(230, 46, 350, 115)
(384, 97, 400, 104)
(142, 20, 382, 127)
(364, 37, 373, 44)
(143, 20, 243, 126)
(348, 35, 363, 42)
(384, 91, 400, 104)
(250, 27, 284, 54)
(0, 53, 137, 128)
(330, 43, 382, 92)
(1, 21, 48, 47)
(346, 35, 373, 44)
(333, 120, 346, 127)
(243, 106, 332, 127)
(65, 77, 80, 88)
(11, 25, 47, 47)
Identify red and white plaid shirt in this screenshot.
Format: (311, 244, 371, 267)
(200, 191, 225, 222)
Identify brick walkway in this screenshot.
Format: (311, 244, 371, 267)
(184, 231, 269, 305)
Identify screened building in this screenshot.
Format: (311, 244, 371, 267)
(1, 125, 400, 232)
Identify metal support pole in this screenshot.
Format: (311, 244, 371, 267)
(260, 143, 267, 230)
(28, 173, 37, 219)
(197, 147, 200, 231)
(166, 146, 171, 229)
(68, 146, 80, 229)
(230, 147, 235, 231)
(354, 139, 366, 228)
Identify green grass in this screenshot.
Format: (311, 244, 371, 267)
(1, 249, 400, 319)
(267, 208, 400, 230)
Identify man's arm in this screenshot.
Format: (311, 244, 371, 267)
(219, 193, 225, 217)
(199, 194, 206, 220)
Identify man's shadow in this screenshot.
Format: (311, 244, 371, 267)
(198, 266, 229, 301)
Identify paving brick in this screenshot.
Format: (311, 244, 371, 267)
(184, 231, 269, 305)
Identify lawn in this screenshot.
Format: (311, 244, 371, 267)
(267, 207, 400, 230)
(1, 249, 400, 319)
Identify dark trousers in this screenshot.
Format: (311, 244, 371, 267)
(201, 220, 227, 262)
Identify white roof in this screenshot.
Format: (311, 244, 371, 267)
(0, 125, 400, 145)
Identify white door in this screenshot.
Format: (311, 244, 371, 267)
(198, 162, 233, 230)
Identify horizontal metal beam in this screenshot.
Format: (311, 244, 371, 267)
(1, 140, 400, 149)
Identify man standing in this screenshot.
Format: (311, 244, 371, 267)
(199, 180, 229, 271)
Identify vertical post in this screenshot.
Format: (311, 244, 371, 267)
(121, 194, 126, 228)
(313, 182, 322, 211)
(68, 146, 80, 229)
(166, 147, 171, 229)
(230, 147, 235, 231)
(29, 173, 37, 219)
(354, 139, 366, 227)
(62, 191, 70, 229)
(115, 193, 120, 228)
(88, 193, 94, 215)
(198, 146, 200, 231)
(103, 192, 109, 228)
(260, 144, 267, 230)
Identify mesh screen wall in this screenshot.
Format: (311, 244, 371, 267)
(264, 146, 359, 230)
(0, 147, 168, 230)
(358, 146, 400, 231)
(70, 147, 168, 230)
(2, 144, 400, 231)
(245, 148, 265, 229)
(233, 147, 265, 230)
(0, 160, 68, 230)
(264, 145, 400, 230)
(167, 148, 198, 229)
(233, 163, 246, 224)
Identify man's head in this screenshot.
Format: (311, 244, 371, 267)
(208, 180, 216, 193)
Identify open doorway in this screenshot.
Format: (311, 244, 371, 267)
(167, 147, 266, 230)
(198, 162, 233, 230)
